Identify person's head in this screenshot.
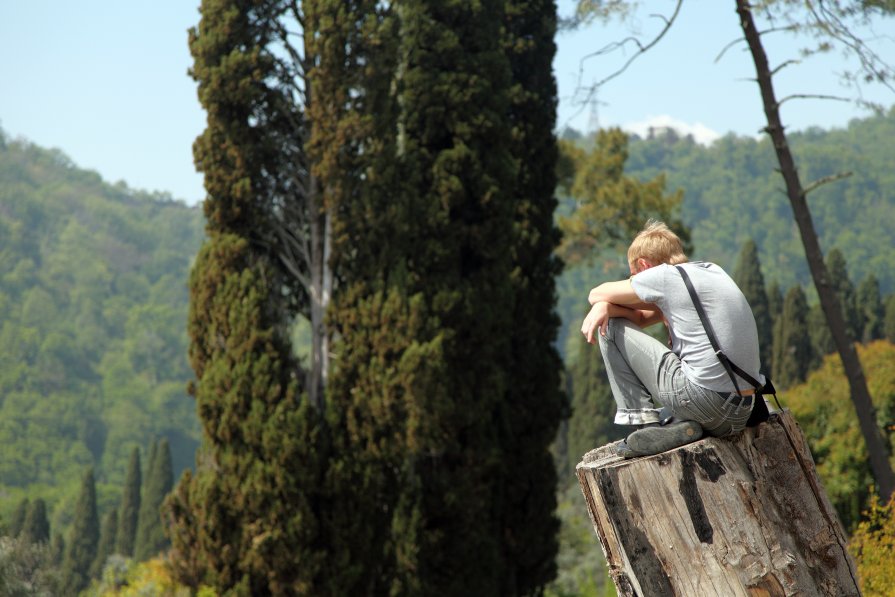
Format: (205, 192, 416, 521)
(627, 219, 688, 275)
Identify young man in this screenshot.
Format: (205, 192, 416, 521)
(580, 220, 764, 457)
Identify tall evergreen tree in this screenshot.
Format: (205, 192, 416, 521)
(826, 248, 861, 340)
(135, 438, 173, 561)
(20, 498, 50, 545)
(808, 302, 834, 369)
(8, 497, 29, 538)
(165, 1, 327, 593)
(496, 0, 564, 593)
(377, 0, 516, 592)
(62, 468, 100, 595)
(90, 506, 118, 579)
(856, 275, 883, 343)
(885, 294, 895, 344)
(734, 239, 773, 374)
(115, 446, 141, 557)
(773, 286, 814, 389)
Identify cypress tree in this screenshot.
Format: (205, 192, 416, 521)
(50, 532, 65, 566)
(856, 275, 883, 343)
(497, 0, 565, 591)
(135, 438, 173, 561)
(115, 446, 141, 557)
(8, 497, 29, 537)
(734, 239, 773, 375)
(382, 1, 516, 592)
(826, 248, 861, 340)
(166, 1, 327, 592)
(62, 467, 100, 595)
(808, 302, 834, 369)
(885, 294, 895, 344)
(773, 286, 814, 389)
(303, 0, 407, 593)
(91, 506, 118, 579)
(21, 497, 50, 545)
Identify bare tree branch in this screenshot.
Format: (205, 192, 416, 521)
(778, 92, 852, 105)
(801, 171, 853, 197)
(564, 0, 683, 129)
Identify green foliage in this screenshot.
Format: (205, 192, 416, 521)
(734, 239, 773, 373)
(499, 0, 565, 592)
(546, 486, 615, 597)
(857, 275, 884, 343)
(0, 129, 204, 540)
(8, 498, 29, 538)
(91, 506, 118, 580)
(557, 128, 688, 266)
(115, 448, 141, 558)
(850, 493, 895, 596)
(613, 111, 895, 295)
(826, 248, 862, 340)
(135, 438, 172, 562)
(0, 536, 63, 596)
(785, 341, 895, 530)
(20, 498, 50, 545)
(371, 0, 517, 592)
(886, 295, 895, 344)
(62, 468, 100, 595)
(166, 1, 330, 593)
(772, 286, 814, 389)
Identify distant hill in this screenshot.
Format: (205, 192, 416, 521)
(0, 128, 205, 527)
(557, 107, 895, 352)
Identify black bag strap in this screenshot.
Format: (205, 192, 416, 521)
(675, 265, 762, 393)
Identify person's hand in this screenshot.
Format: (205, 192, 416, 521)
(581, 302, 610, 344)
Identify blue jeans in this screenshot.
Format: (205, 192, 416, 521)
(597, 319, 753, 437)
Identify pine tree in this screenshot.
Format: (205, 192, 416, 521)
(856, 275, 883, 343)
(20, 498, 50, 544)
(91, 506, 118, 579)
(8, 497, 29, 537)
(50, 533, 65, 566)
(766, 280, 783, 377)
(166, 1, 327, 592)
(115, 446, 141, 557)
(773, 286, 814, 389)
(62, 468, 100, 595)
(734, 239, 773, 374)
(135, 438, 172, 561)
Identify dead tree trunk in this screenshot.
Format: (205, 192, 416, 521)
(577, 411, 860, 596)
(734, 0, 894, 499)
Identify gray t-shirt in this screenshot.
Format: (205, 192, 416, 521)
(631, 261, 765, 392)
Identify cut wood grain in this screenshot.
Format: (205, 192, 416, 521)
(576, 410, 860, 596)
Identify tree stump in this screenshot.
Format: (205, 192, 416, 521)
(576, 410, 860, 596)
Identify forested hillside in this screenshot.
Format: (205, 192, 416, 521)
(2, 104, 894, 593)
(0, 129, 204, 530)
(556, 107, 895, 350)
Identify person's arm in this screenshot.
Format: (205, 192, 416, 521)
(588, 279, 651, 307)
(581, 301, 664, 344)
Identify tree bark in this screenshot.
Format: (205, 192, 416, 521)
(734, 0, 895, 498)
(577, 411, 860, 596)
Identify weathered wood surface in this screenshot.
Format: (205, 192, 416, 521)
(576, 410, 860, 596)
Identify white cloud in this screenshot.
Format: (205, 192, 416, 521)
(621, 115, 721, 146)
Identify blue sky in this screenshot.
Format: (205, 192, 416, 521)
(1, 1, 893, 206)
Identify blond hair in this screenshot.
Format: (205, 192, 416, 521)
(627, 219, 688, 269)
